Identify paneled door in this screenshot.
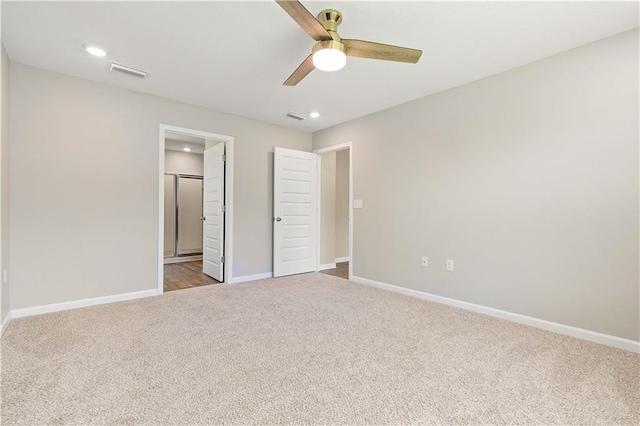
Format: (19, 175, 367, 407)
(273, 147, 318, 277)
(203, 142, 225, 281)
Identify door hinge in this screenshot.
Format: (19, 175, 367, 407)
(222, 205, 226, 212)
(221, 256, 225, 264)
(222, 154, 226, 162)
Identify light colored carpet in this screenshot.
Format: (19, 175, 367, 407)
(1, 273, 638, 425)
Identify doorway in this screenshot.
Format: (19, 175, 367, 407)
(272, 144, 353, 280)
(315, 143, 353, 280)
(158, 125, 234, 293)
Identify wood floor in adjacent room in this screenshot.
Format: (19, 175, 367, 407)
(164, 260, 220, 292)
(319, 261, 349, 279)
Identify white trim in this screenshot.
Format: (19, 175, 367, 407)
(351, 275, 640, 354)
(316, 155, 322, 275)
(348, 145, 353, 280)
(314, 142, 352, 155)
(10, 289, 159, 319)
(159, 124, 235, 293)
(318, 263, 337, 271)
(163, 255, 202, 264)
(313, 142, 353, 280)
(228, 272, 273, 284)
(1, 312, 11, 335)
(335, 256, 350, 263)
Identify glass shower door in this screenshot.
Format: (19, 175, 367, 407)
(177, 176, 204, 256)
(164, 174, 204, 258)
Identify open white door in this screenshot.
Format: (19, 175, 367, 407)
(203, 142, 225, 281)
(273, 147, 318, 277)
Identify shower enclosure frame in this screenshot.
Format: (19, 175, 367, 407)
(164, 173, 204, 259)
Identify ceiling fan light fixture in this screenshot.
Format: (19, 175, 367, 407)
(312, 40, 346, 72)
(277, 2, 422, 86)
(313, 49, 346, 72)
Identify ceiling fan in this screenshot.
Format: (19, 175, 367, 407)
(276, 0, 423, 86)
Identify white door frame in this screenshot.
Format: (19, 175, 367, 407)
(158, 124, 235, 293)
(313, 142, 353, 279)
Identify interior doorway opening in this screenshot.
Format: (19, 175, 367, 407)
(315, 143, 353, 280)
(164, 134, 206, 262)
(158, 125, 234, 293)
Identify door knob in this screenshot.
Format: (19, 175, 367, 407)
(276, 217, 282, 222)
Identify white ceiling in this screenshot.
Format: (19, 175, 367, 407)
(3, 1, 638, 132)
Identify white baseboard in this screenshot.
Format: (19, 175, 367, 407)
(228, 272, 273, 284)
(1, 312, 11, 335)
(318, 263, 337, 271)
(164, 255, 202, 264)
(351, 275, 640, 354)
(335, 257, 350, 263)
(10, 289, 160, 319)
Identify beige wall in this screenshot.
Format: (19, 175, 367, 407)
(320, 152, 336, 265)
(0, 44, 10, 323)
(313, 30, 640, 341)
(335, 149, 349, 260)
(164, 149, 203, 175)
(10, 63, 311, 310)
(205, 139, 222, 150)
(319, 149, 350, 265)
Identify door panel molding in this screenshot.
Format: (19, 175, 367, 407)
(203, 143, 225, 281)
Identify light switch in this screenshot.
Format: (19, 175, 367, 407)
(446, 259, 454, 272)
(354, 199, 363, 209)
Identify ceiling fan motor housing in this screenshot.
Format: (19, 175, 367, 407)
(313, 9, 345, 58)
(318, 9, 343, 35)
(277, 1, 422, 85)
(312, 39, 345, 55)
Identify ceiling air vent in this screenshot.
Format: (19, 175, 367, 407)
(286, 112, 307, 121)
(109, 62, 149, 78)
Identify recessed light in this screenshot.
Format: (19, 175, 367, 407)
(309, 112, 320, 118)
(86, 46, 106, 57)
(183, 147, 191, 152)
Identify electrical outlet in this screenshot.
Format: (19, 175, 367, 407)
(421, 256, 428, 267)
(446, 259, 454, 272)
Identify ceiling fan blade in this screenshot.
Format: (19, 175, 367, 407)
(276, 0, 332, 41)
(284, 54, 315, 86)
(343, 39, 423, 64)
